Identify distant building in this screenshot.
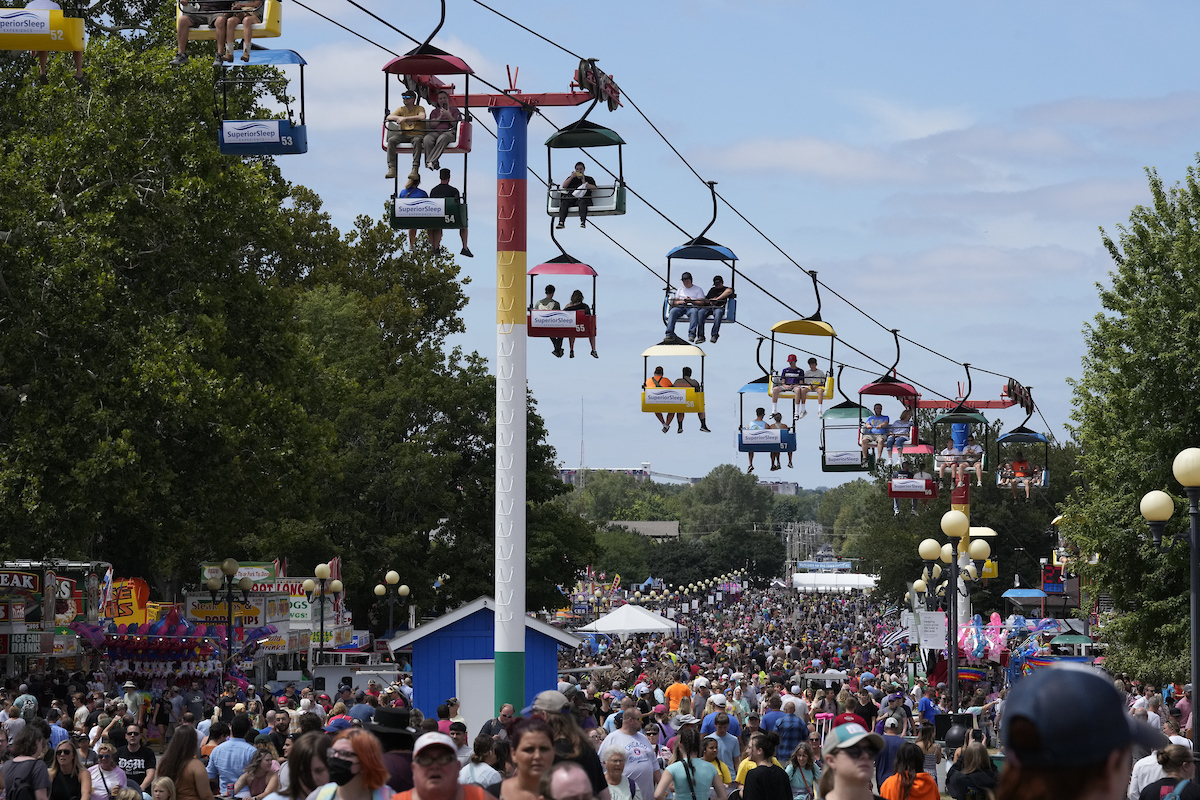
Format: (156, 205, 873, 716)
(757, 481, 800, 495)
(559, 466, 650, 486)
(609, 521, 680, 541)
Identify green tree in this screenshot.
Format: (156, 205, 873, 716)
(678, 465, 772, 534)
(593, 527, 653, 583)
(0, 31, 330, 592)
(1059, 165, 1200, 682)
(770, 491, 823, 524)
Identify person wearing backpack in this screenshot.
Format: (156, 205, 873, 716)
(4, 725, 52, 800)
(1138, 745, 1200, 800)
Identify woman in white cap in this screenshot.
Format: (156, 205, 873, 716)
(814, 723, 883, 800)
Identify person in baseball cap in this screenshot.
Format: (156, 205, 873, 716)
(772, 354, 803, 414)
(998, 665, 1168, 800)
(821, 723, 885, 798)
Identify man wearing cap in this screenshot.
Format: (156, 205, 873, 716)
(395, 731, 490, 800)
(769, 354, 804, 415)
(664, 272, 708, 343)
(821, 723, 885, 789)
(349, 692, 376, 724)
(600, 703, 659, 800)
(692, 676, 712, 710)
(880, 693, 910, 736)
(695, 275, 733, 344)
(1001, 666, 1166, 800)
(875, 716, 905, 786)
(385, 90, 426, 180)
(700, 695, 742, 737)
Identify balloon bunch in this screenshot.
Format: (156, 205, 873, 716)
(956, 613, 1009, 662)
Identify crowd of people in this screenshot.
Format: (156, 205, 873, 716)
(0, 586, 1192, 800)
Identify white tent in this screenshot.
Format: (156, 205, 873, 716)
(576, 603, 677, 636)
(792, 573, 878, 591)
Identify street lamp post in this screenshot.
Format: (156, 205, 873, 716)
(920, 512, 990, 712)
(1140, 447, 1200, 703)
(206, 557, 253, 682)
(303, 563, 343, 669)
(373, 571, 411, 641)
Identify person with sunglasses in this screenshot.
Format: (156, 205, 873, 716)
(393, 732, 491, 800)
(50, 735, 93, 800)
(115, 725, 156, 799)
(815, 724, 883, 800)
(90, 744, 127, 800)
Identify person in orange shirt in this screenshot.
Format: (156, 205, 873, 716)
(646, 366, 675, 432)
(664, 677, 692, 715)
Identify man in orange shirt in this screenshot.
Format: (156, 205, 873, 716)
(663, 676, 692, 714)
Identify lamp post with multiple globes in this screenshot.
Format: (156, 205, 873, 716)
(373, 571, 410, 640)
(1140, 447, 1200, 703)
(206, 558, 253, 681)
(302, 563, 343, 668)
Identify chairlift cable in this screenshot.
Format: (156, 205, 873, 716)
(298, 1, 1042, 413)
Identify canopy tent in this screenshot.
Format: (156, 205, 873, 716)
(575, 603, 676, 635)
(792, 573, 877, 591)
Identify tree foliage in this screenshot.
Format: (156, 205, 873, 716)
(0, 27, 596, 625)
(1059, 165, 1200, 682)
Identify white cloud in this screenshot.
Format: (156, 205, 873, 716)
(855, 96, 974, 140)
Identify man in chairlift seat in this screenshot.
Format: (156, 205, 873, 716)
(385, 90, 426, 180)
(428, 168, 473, 258)
(961, 436, 985, 487)
(423, 91, 461, 172)
(646, 366, 675, 433)
(799, 357, 825, 419)
(860, 404, 889, 464)
(694, 275, 733, 344)
(555, 161, 597, 229)
(768, 413, 792, 470)
(770, 355, 802, 414)
(938, 438, 962, 485)
(746, 407, 768, 473)
(1010, 450, 1035, 501)
(673, 367, 710, 434)
(663, 272, 708, 343)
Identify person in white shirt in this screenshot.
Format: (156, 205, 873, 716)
(798, 357, 826, 419)
(961, 436, 985, 487)
(663, 272, 708, 343)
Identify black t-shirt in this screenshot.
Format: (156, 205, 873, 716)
(705, 286, 728, 302)
(115, 745, 156, 788)
(429, 184, 460, 199)
(218, 694, 238, 723)
(1139, 778, 1200, 800)
(743, 764, 791, 800)
(857, 700, 878, 730)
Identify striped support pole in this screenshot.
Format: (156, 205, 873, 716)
(492, 104, 531, 714)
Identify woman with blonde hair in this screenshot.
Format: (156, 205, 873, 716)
(49, 735, 91, 800)
(233, 749, 279, 800)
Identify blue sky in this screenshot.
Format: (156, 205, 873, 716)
(272, 0, 1200, 489)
